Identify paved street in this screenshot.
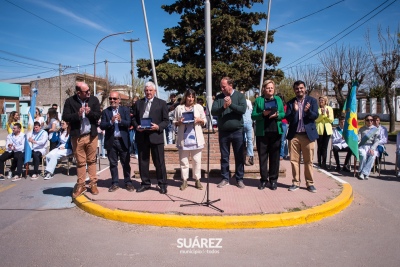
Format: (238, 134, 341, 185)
(0, 129, 400, 266)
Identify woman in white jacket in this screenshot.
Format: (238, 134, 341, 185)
(174, 89, 207, 191)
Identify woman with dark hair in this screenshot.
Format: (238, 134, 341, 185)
(252, 80, 285, 190)
(315, 96, 334, 169)
(42, 121, 72, 179)
(46, 108, 61, 151)
(7, 111, 24, 134)
(276, 93, 288, 160)
(34, 107, 45, 128)
(174, 89, 207, 191)
(358, 114, 380, 180)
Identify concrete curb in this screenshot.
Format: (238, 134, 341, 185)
(73, 183, 353, 229)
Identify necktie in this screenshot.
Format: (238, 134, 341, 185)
(143, 100, 151, 118)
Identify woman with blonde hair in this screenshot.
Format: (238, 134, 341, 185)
(7, 111, 24, 134)
(315, 96, 334, 169)
(34, 108, 45, 128)
(174, 89, 207, 191)
(251, 80, 285, 190)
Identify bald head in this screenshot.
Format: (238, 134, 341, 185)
(109, 91, 121, 108)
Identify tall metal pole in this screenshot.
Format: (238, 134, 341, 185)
(141, 0, 159, 97)
(94, 30, 133, 96)
(124, 38, 139, 99)
(205, 0, 212, 130)
(59, 63, 62, 112)
(259, 0, 272, 92)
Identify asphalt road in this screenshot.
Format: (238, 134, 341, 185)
(0, 138, 399, 266)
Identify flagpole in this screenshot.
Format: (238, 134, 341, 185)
(259, 0, 272, 92)
(141, 0, 159, 97)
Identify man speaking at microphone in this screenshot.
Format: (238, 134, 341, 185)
(63, 81, 101, 198)
(100, 91, 134, 192)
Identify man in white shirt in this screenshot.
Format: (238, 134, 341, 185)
(28, 121, 49, 180)
(0, 123, 25, 181)
(332, 116, 352, 172)
(373, 115, 388, 168)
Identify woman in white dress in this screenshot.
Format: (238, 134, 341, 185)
(43, 121, 72, 179)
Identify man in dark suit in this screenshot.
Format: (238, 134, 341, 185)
(285, 80, 319, 193)
(132, 82, 169, 194)
(100, 91, 134, 192)
(62, 81, 101, 198)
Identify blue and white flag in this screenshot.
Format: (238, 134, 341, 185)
(24, 86, 38, 164)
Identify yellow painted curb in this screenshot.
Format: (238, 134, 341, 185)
(74, 183, 353, 229)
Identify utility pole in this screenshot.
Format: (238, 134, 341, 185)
(124, 38, 139, 99)
(59, 63, 62, 112)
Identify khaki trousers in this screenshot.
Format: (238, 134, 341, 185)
(289, 133, 315, 187)
(179, 148, 202, 181)
(71, 134, 98, 186)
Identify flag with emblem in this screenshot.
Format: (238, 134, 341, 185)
(343, 81, 359, 161)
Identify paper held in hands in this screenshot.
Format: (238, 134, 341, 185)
(139, 118, 152, 129)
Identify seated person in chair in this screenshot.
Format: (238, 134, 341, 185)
(42, 121, 72, 180)
(332, 116, 352, 172)
(373, 115, 388, 168)
(0, 123, 25, 181)
(29, 121, 48, 180)
(358, 115, 380, 180)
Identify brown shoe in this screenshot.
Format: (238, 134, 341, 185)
(72, 184, 87, 199)
(195, 180, 203, 190)
(108, 184, 119, 192)
(126, 183, 135, 192)
(90, 183, 99, 195)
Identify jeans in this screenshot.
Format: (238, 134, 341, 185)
(165, 121, 173, 144)
(129, 129, 138, 155)
(98, 133, 105, 157)
(280, 123, 288, 158)
(359, 146, 376, 177)
(243, 122, 254, 157)
(219, 129, 244, 181)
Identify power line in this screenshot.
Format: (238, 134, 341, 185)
(0, 70, 56, 81)
(273, 0, 344, 30)
(0, 49, 59, 66)
(0, 56, 56, 70)
(281, 0, 397, 70)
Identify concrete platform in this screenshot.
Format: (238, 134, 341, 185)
(74, 158, 353, 229)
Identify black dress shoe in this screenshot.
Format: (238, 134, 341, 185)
(159, 185, 167, 194)
(126, 183, 135, 192)
(258, 181, 267, 190)
(269, 181, 277, 190)
(136, 185, 151, 193)
(342, 166, 350, 172)
(335, 166, 341, 172)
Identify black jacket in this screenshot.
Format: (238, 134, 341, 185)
(100, 106, 131, 150)
(62, 94, 101, 137)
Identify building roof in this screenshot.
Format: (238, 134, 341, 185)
(0, 82, 21, 97)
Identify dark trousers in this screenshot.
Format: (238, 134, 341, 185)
(50, 141, 58, 151)
(218, 129, 244, 181)
(317, 129, 330, 167)
(107, 139, 132, 185)
(31, 151, 43, 174)
(137, 135, 167, 186)
(256, 133, 281, 182)
(333, 146, 352, 167)
(0, 151, 24, 176)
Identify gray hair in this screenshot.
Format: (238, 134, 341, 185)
(145, 81, 156, 89)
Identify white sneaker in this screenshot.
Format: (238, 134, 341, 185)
(44, 173, 54, 180)
(358, 173, 365, 180)
(397, 171, 400, 177)
(101, 156, 107, 159)
(11, 175, 21, 182)
(7, 172, 12, 179)
(30, 174, 39, 180)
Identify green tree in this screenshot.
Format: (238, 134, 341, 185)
(137, 0, 284, 95)
(275, 77, 296, 103)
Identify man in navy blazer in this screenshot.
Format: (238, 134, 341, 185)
(285, 80, 319, 193)
(100, 91, 134, 192)
(132, 82, 169, 194)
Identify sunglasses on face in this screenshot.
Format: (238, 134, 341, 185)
(109, 97, 118, 101)
(365, 119, 373, 122)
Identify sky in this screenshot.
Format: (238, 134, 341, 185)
(0, 0, 399, 100)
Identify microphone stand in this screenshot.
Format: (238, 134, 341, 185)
(180, 105, 223, 213)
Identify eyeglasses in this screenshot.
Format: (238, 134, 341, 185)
(79, 90, 90, 94)
(365, 119, 373, 122)
(109, 97, 118, 101)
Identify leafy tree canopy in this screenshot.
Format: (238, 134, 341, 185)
(137, 0, 284, 95)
